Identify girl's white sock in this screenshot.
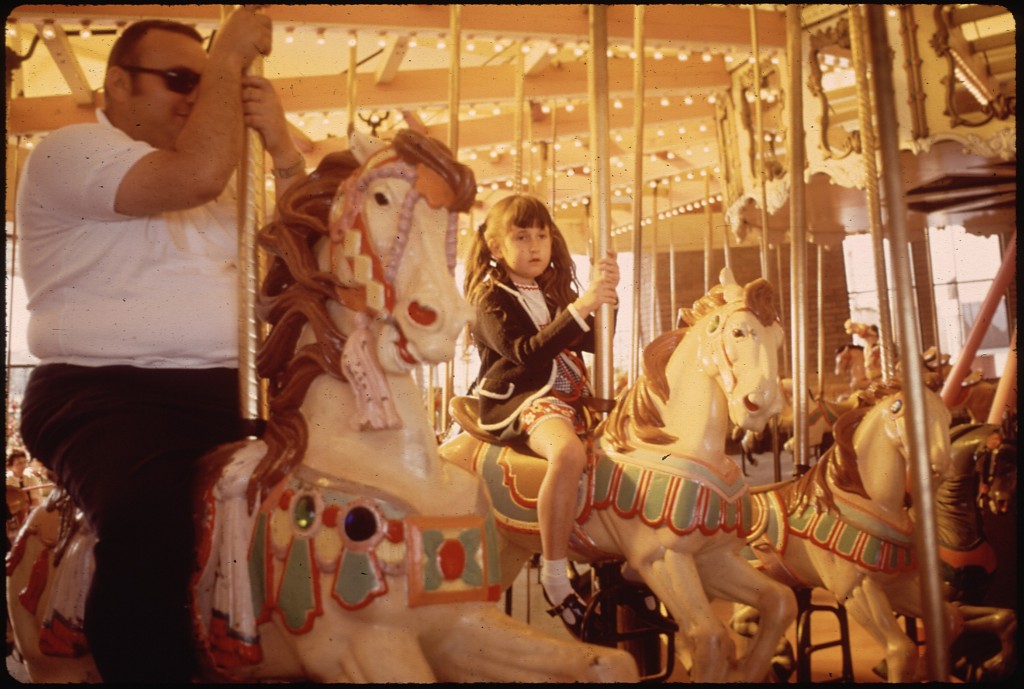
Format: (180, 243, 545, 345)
(540, 557, 574, 604)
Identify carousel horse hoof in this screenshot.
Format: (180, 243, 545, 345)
(545, 590, 588, 639)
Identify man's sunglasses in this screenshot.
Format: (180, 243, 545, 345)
(119, 65, 201, 95)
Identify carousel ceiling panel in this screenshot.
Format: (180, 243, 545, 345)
(4, 4, 1015, 253)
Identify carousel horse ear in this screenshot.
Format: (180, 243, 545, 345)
(719, 267, 744, 303)
(350, 130, 387, 165)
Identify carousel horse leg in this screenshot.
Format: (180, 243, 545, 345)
(842, 578, 922, 682)
(627, 548, 733, 682)
(697, 546, 797, 682)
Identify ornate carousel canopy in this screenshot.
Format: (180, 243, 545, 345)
(5, 4, 1016, 256)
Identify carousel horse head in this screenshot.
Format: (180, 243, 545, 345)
(259, 129, 476, 387)
(603, 268, 785, 453)
(688, 268, 786, 432)
(250, 129, 477, 498)
(325, 129, 477, 369)
(793, 382, 953, 515)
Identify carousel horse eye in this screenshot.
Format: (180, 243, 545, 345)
(732, 328, 745, 339)
(373, 191, 390, 206)
(344, 505, 379, 542)
(889, 399, 903, 415)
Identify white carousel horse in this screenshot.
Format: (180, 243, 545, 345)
(744, 382, 963, 682)
(440, 270, 797, 683)
(6, 131, 638, 684)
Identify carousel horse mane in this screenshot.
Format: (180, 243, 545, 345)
(245, 130, 477, 508)
(599, 277, 778, 453)
(787, 380, 904, 516)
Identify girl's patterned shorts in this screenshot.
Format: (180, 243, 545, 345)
(520, 396, 586, 436)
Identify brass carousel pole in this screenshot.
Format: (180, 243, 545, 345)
(439, 4, 462, 437)
(750, 6, 770, 281)
(346, 28, 357, 136)
(865, 5, 948, 679)
(513, 39, 525, 195)
(550, 105, 558, 216)
(649, 188, 659, 340)
(667, 182, 677, 324)
(816, 243, 826, 400)
(751, 7, 782, 479)
(588, 4, 614, 404)
(6, 139, 22, 410)
(629, 4, 645, 385)
(229, 5, 267, 431)
(712, 113, 733, 272)
(921, 226, 944, 373)
(848, 5, 896, 383)
(787, 4, 809, 475)
(703, 174, 713, 295)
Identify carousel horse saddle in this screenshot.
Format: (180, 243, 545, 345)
(448, 395, 616, 561)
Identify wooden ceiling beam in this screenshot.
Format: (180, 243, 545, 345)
(7, 65, 721, 137)
(34, 21, 95, 106)
(9, 5, 788, 50)
(374, 35, 409, 84)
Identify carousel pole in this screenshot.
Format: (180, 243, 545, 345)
(816, 243, 826, 400)
(703, 174, 713, 295)
(667, 182, 677, 324)
(848, 5, 896, 383)
(629, 4, 646, 384)
(940, 233, 1016, 406)
(588, 3, 614, 404)
(346, 28, 357, 136)
(5, 138, 22, 411)
(921, 226, 945, 373)
(786, 4, 809, 474)
(712, 114, 733, 272)
(513, 39, 525, 195)
(230, 5, 267, 432)
(550, 104, 558, 216)
(649, 189, 659, 339)
(750, 6, 770, 281)
(751, 7, 783, 479)
(864, 5, 948, 679)
(438, 4, 463, 437)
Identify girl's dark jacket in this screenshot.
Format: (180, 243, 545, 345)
(470, 279, 604, 434)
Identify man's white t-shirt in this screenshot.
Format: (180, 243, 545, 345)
(17, 110, 240, 368)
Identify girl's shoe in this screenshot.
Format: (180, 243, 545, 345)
(544, 590, 588, 638)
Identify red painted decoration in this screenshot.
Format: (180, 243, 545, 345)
(437, 539, 466, 581)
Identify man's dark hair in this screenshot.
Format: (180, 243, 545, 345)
(107, 20, 203, 70)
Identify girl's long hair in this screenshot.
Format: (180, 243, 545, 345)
(463, 194, 580, 308)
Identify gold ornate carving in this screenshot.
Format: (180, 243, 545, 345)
(737, 60, 786, 183)
(807, 16, 860, 160)
(930, 5, 1016, 128)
